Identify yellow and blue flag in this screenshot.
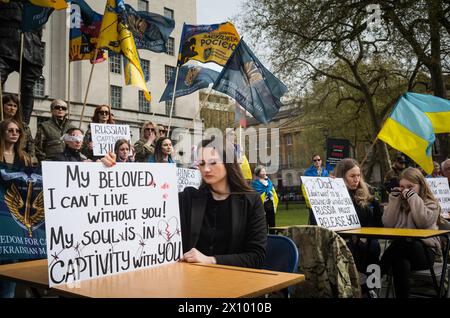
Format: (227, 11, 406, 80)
(213, 39, 287, 124)
(69, 0, 106, 63)
(178, 22, 240, 66)
(29, 0, 67, 10)
(124, 4, 175, 53)
(97, 0, 150, 101)
(377, 93, 436, 174)
(403, 92, 450, 134)
(160, 65, 219, 102)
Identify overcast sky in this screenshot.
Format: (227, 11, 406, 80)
(196, 0, 244, 25)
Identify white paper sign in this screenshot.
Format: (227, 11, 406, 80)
(176, 168, 202, 192)
(91, 123, 131, 156)
(426, 178, 450, 217)
(42, 162, 182, 287)
(301, 176, 361, 231)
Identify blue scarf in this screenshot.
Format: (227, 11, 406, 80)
(252, 178, 274, 199)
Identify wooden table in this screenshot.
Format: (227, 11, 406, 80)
(0, 259, 304, 298)
(338, 227, 450, 298)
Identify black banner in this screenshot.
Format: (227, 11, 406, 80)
(326, 138, 350, 168)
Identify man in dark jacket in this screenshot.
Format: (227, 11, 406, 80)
(35, 99, 75, 161)
(0, 1, 44, 124)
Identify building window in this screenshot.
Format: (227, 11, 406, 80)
(165, 100, 176, 116)
(164, 7, 174, 20)
(139, 91, 151, 113)
(141, 59, 150, 82)
(286, 173, 293, 187)
(165, 65, 175, 83)
(33, 76, 45, 97)
(287, 153, 292, 168)
(41, 42, 46, 66)
(166, 37, 175, 56)
(138, 0, 148, 11)
(109, 52, 121, 74)
(286, 134, 292, 145)
(110, 85, 122, 108)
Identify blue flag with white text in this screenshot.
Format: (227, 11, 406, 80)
(22, 2, 54, 32)
(160, 65, 219, 102)
(125, 4, 175, 53)
(212, 40, 287, 124)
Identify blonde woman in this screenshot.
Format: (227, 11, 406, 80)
(381, 167, 442, 298)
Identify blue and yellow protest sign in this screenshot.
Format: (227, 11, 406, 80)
(0, 164, 46, 261)
(178, 22, 240, 66)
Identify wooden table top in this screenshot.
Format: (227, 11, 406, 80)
(0, 259, 304, 298)
(338, 227, 450, 239)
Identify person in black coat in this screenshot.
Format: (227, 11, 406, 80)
(53, 128, 88, 162)
(179, 137, 267, 269)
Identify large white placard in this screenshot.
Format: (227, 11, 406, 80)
(301, 176, 361, 231)
(90, 123, 131, 156)
(176, 168, 202, 193)
(42, 162, 182, 287)
(426, 178, 450, 217)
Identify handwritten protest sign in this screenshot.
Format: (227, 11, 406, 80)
(176, 168, 202, 192)
(90, 123, 131, 156)
(301, 176, 361, 231)
(42, 162, 182, 287)
(426, 178, 450, 217)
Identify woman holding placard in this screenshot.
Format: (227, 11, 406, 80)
(334, 158, 383, 297)
(178, 137, 267, 268)
(82, 105, 115, 161)
(381, 167, 442, 298)
(147, 137, 174, 163)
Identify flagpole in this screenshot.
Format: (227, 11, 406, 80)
(79, 63, 95, 129)
(360, 136, 379, 167)
(0, 74, 3, 121)
(167, 66, 180, 134)
(18, 32, 24, 107)
(67, 58, 71, 119)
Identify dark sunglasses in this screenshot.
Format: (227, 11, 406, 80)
(6, 128, 21, 134)
(53, 105, 67, 111)
(313, 159, 321, 162)
(160, 129, 168, 133)
(145, 128, 155, 132)
(98, 111, 109, 116)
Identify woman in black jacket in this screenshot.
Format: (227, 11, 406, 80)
(179, 137, 267, 269)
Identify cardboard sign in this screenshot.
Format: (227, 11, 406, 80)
(426, 178, 450, 217)
(90, 123, 131, 156)
(176, 168, 202, 193)
(301, 176, 361, 231)
(42, 162, 182, 287)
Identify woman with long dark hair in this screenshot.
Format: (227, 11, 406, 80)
(179, 137, 267, 268)
(82, 104, 115, 160)
(0, 119, 31, 167)
(2, 94, 36, 164)
(148, 137, 174, 163)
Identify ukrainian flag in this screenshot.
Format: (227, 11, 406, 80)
(404, 93, 450, 134)
(378, 94, 435, 174)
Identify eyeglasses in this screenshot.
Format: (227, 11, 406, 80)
(160, 130, 168, 133)
(313, 159, 321, 162)
(6, 128, 21, 134)
(53, 105, 67, 111)
(145, 128, 155, 132)
(98, 111, 109, 116)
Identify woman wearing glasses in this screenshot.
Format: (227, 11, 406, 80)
(304, 154, 330, 177)
(134, 121, 159, 162)
(0, 119, 32, 167)
(82, 105, 115, 161)
(2, 94, 36, 164)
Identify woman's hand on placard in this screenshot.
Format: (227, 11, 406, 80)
(100, 151, 116, 167)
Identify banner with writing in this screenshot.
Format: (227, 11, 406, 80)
(0, 164, 46, 261)
(42, 162, 182, 287)
(426, 178, 450, 217)
(326, 138, 350, 168)
(176, 168, 201, 193)
(301, 176, 361, 231)
(90, 123, 131, 156)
